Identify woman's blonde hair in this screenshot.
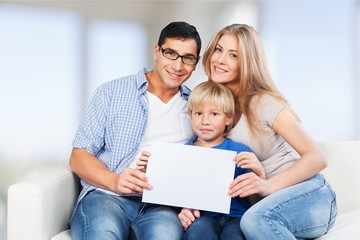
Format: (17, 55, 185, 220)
(202, 23, 295, 143)
(188, 81, 235, 136)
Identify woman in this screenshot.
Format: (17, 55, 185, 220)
(179, 24, 337, 239)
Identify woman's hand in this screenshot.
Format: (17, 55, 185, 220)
(136, 151, 151, 173)
(229, 172, 272, 199)
(234, 152, 266, 179)
(178, 208, 201, 230)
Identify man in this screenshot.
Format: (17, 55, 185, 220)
(69, 21, 202, 240)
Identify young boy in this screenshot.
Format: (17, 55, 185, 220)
(137, 81, 264, 240)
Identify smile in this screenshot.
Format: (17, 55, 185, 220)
(214, 66, 227, 73)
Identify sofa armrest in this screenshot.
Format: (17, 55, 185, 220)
(7, 165, 80, 240)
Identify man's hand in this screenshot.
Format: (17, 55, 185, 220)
(110, 168, 152, 195)
(136, 151, 151, 173)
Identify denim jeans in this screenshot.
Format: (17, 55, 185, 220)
(240, 173, 337, 240)
(70, 190, 183, 240)
(183, 215, 246, 240)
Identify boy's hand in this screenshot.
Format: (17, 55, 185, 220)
(178, 208, 201, 230)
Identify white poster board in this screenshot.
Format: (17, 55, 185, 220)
(142, 142, 236, 214)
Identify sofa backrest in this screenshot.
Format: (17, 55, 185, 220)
(318, 141, 360, 215)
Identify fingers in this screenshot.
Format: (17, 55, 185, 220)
(234, 152, 265, 179)
(178, 208, 200, 230)
(142, 150, 151, 156)
(115, 168, 152, 195)
(229, 172, 267, 198)
(136, 151, 151, 173)
(234, 152, 257, 166)
(136, 160, 147, 172)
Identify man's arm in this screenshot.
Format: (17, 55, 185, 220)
(69, 148, 151, 195)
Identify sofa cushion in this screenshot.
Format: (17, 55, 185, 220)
(51, 230, 71, 240)
(316, 209, 360, 239)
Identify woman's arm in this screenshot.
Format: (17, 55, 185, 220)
(266, 108, 327, 193)
(229, 108, 326, 198)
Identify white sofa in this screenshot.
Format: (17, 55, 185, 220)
(7, 141, 360, 240)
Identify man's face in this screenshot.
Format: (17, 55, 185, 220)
(153, 38, 198, 90)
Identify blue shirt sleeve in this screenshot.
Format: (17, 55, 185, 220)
(72, 84, 108, 156)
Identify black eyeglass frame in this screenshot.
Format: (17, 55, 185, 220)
(159, 46, 198, 65)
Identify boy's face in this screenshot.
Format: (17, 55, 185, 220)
(153, 38, 198, 91)
(190, 104, 232, 147)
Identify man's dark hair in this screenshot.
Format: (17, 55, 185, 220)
(157, 21, 201, 57)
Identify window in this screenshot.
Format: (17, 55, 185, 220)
(260, 1, 357, 141)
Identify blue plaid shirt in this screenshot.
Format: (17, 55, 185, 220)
(71, 68, 191, 216)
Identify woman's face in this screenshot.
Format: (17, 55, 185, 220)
(210, 34, 240, 91)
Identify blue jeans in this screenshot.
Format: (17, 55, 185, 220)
(183, 215, 246, 240)
(70, 190, 183, 240)
(240, 174, 337, 240)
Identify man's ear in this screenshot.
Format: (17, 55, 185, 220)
(154, 45, 160, 61)
(194, 55, 201, 70)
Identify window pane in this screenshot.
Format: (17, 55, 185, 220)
(260, 1, 356, 141)
(87, 20, 147, 99)
(0, 4, 81, 162)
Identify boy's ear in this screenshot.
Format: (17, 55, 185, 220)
(225, 116, 233, 126)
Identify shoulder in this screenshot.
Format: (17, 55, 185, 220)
(97, 68, 148, 95)
(253, 94, 285, 109)
(224, 138, 252, 153)
(185, 138, 196, 146)
(251, 94, 288, 125)
(180, 84, 191, 100)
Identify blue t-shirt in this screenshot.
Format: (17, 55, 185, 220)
(186, 138, 252, 218)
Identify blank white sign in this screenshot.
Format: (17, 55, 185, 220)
(142, 142, 237, 214)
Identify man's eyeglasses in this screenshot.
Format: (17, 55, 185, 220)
(159, 46, 198, 65)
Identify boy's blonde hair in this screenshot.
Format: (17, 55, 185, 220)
(188, 81, 235, 136)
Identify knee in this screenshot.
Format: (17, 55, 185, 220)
(240, 210, 257, 233)
(189, 217, 212, 230)
(240, 207, 270, 235)
(184, 217, 218, 240)
(71, 193, 130, 239)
